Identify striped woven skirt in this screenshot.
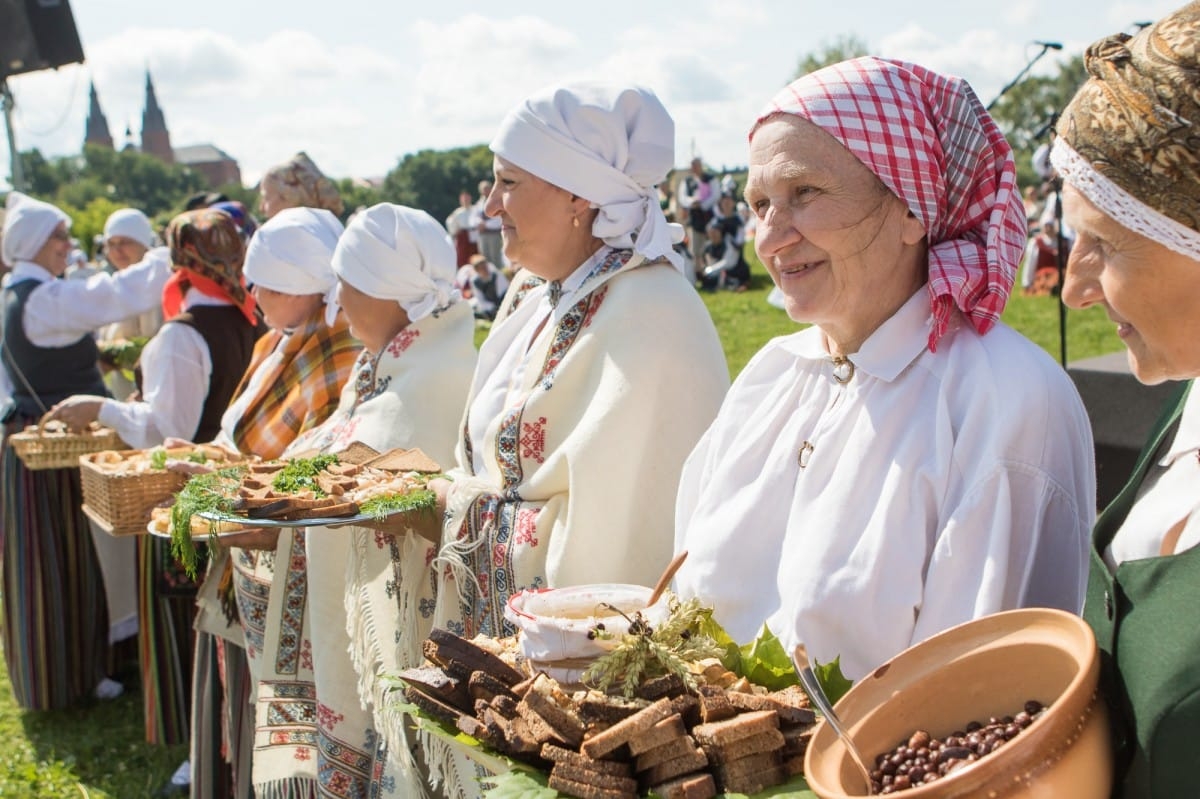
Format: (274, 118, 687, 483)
(0, 419, 110, 710)
(138, 534, 199, 744)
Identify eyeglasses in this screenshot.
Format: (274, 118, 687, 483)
(48, 230, 72, 243)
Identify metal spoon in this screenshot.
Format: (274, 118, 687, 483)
(793, 645, 875, 795)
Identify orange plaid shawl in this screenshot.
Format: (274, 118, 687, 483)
(228, 308, 360, 460)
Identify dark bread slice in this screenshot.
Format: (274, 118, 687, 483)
(635, 672, 687, 701)
(289, 500, 359, 519)
(521, 677, 586, 748)
(550, 763, 638, 794)
(784, 753, 805, 776)
(547, 773, 636, 799)
(578, 693, 649, 727)
(714, 749, 781, 779)
(649, 772, 718, 799)
(541, 743, 634, 778)
(396, 666, 470, 712)
(403, 685, 465, 727)
(781, 722, 816, 757)
(468, 670, 517, 704)
(425, 628, 525, 686)
(637, 746, 709, 786)
(489, 693, 519, 718)
(627, 713, 687, 756)
(700, 728, 785, 765)
(668, 693, 701, 727)
(691, 709, 779, 748)
(633, 735, 697, 772)
(481, 707, 540, 755)
(582, 697, 675, 759)
(714, 763, 788, 795)
(696, 685, 737, 723)
(726, 687, 817, 725)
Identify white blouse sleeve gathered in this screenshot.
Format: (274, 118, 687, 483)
(97, 321, 212, 449)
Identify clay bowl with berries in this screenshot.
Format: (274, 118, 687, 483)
(804, 608, 1111, 798)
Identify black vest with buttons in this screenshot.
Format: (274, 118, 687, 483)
(1083, 380, 1199, 799)
(1, 278, 109, 420)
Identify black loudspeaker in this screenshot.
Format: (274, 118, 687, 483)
(0, 0, 84, 80)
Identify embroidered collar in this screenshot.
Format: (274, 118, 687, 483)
(778, 286, 937, 383)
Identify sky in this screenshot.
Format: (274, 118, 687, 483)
(0, 0, 1181, 191)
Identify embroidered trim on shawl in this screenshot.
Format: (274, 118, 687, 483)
(504, 275, 545, 316)
(233, 548, 271, 659)
(316, 725, 373, 797)
(275, 533, 309, 675)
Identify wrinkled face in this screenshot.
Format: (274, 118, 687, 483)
(252, 285, 323, 332)
(33, 223, 72, 276)
(486, 155, 577, 278)
(745, 116, 926, 351)
(334, 278, 409, 354)
(259, 176, 289, 220)
(1061, 184, 1200, 384)
(105, 235, 149, 270)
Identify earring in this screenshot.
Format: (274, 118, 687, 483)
(572, 217, 580, 228)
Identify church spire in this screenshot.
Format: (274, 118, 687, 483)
(84, 81, 113, 149)
(140, 68, 174, 164)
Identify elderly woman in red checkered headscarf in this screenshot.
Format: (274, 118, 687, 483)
(674, 57, 1097, 681)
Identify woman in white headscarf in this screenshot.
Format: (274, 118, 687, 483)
(235, 204, 475, 799)
(188, 206, 360, 799)
(413, 82, 729, 796)
(0, 192, 172, 710)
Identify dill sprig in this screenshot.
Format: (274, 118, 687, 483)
(358, 488, 438, 521)
(168, 465, 246, 577)
(583, 594, 724, 698)
(271, 454, 338, 495)
(149, 448, 168, 470)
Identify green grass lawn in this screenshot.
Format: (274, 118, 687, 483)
(0, 245, 1124, 797)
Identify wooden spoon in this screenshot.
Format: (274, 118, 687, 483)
(646, 550, 688, 607)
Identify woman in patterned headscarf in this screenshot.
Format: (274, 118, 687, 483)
(49, 207, 261, 747)
(259, 151, 344, 220)
(1053, 4, 1200, 796)
(673, 57, 1096, 682)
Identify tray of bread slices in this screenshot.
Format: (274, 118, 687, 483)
(9, 420, 126, 470)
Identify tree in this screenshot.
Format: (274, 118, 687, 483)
(987, 56, 1087, 187)
(380, 144, 493, 223)
(794, 34, 870, 79)
(335, 178, 382, 218)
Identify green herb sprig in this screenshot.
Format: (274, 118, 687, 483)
(149, 448, 168, 470)
(358, 488, 438, 521)
(271, 454, 339, 495)
(168, 465, 246, 577)
(583, 594, 724, 698)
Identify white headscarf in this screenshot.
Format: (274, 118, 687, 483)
(2, 192, 70, 267)
(103, 208, 155, 248)
(490, 81, 684, 271)
(331, 203, 460, 323)
(244, 207, 345, 325)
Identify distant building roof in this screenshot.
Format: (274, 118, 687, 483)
(174, 144, 236, 165)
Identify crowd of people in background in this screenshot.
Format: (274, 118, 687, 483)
(0, 6, 1198, 799)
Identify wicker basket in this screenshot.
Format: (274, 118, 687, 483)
(79, 452, 188, 535)
(8, 424, 126, 470)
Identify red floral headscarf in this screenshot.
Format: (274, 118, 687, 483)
(752, 57, 1026, 351)
(162, 208, 257, 325)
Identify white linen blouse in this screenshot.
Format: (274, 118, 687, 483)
(674, 287, 1096, 680)
(1106, 386, 1200, 567)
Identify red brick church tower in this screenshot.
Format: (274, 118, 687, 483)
(83, 81, 113, 149)
(140, 70, 173, 164)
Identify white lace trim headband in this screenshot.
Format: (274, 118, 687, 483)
(1051, 139, 1200, 261)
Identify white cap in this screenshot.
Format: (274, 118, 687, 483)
(103, 208, 155, 248)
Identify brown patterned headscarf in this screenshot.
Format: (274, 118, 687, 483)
(262, 152, 344, 217)
(1053, 1, 1200, 257)
(162, 208, 258, 325)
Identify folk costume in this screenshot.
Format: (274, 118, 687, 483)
(674, 58, 1096, 681)
(237, 205, 474, 799)
(1051, 6, 1200, 796)
(0, 193, 168, 709)
(190, 208, 359, 799)
(425, 83, 729, 798)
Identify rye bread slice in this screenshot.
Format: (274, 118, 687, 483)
(403, 685, 465, 727)
(700, 727, 785, 765)
(635, 672, 687, 701)
(468, 670, 517, 704)
(520, 676, 586, 748)
(781, 722, 816, 757)
(714, 762, 788, 795)
(691, 709, 779, 748)
(696, 685, 737, 723)
(540, 743, 634, 778)
(550, 763, 639, 795)
(784, 752, 805, 776)
(637, 746, 709, 786)
(396, 666, 470, 712)
(423, 628, 525, 686)
(581, 697, 675, 759)
(726, 687, 817, 725)
(578, 692, 649, 727)
(649, 772, 718, 799)
(633, 735, 698, 772)
(481, 707, 540, 755)
(668, 693, 701, 727)
(547, 773, 636, 799)
(627, 714, 687, 756)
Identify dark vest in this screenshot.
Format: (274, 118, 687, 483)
(1, 279, 109, 419)
(1084, 380, 1199, 799)
(166, 305, 257, 443)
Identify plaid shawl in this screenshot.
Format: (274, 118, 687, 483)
(229, 307, 360, 460)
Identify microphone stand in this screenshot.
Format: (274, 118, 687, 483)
(987, 43, 1058, 110)
(1050, 177, 1068, 368)
(2, 79, 25, 192)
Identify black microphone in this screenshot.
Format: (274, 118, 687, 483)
(1033, 40, 1064, 50)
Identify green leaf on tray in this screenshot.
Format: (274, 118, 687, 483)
(737, 624, 802, 692)
(480, 770, 558, 799)
(812, 655, 853, 706)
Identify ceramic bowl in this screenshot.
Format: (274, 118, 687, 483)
(804, 608, 1111, 799)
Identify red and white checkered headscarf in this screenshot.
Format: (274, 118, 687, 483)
(752, 57, 1025, 351)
